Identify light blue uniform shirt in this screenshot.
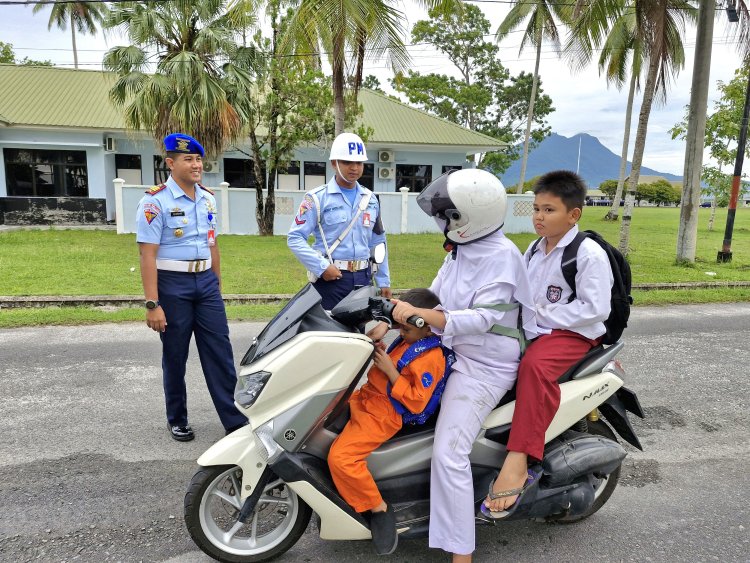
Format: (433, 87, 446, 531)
(287, 176, 391, 288)
(135, 176, 218, 260)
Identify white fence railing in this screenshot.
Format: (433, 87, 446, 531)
(114, 179, 534, 236)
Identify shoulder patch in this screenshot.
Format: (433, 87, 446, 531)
(198, 183, 214, 195)
(145, 184, 167, 195)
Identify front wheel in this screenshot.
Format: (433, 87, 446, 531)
(184, 465, 312, 563)
(549, 419, 622, 524)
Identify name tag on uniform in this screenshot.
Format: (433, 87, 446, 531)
(363, 213, 371, 227)
(170, 208, 185, 217)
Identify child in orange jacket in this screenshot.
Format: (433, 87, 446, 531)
(328, 288, 448, 555)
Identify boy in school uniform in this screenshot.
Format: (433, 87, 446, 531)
(484, 170, 614, 517)
(328, 288, 447, 556)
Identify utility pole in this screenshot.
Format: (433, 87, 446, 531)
(717, 64, 750, 262)
(676, 0, 714, 263)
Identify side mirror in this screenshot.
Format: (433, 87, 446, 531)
(371, 242, 386, 264)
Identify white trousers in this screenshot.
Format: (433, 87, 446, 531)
(428, 371, 508, 555)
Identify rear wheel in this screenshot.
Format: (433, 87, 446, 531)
(549, 419, 622, 524)
(184, 465, 312, 562)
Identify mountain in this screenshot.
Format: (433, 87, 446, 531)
(499, 132, 683, 189)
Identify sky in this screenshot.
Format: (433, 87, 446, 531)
(1, 0, 748, 177)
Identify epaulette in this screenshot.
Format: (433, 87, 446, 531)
(145, 184, 167, 195)
(198, 183, 214, 195)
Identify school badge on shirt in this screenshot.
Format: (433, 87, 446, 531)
(546, 285, 563, 303)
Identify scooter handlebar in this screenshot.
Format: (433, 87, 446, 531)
(376, 298, 425, 328)
(407, 315, 425, 328)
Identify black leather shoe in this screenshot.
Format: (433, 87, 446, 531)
(168, 424, 194, 441)
(225, 421, 249, 436)
(370, 505, 398, 555)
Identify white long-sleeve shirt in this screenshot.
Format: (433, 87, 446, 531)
(525, 225, 613, 340)
(429, 231, 539, 390)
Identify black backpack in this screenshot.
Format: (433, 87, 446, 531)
(530, 230, 632, 345)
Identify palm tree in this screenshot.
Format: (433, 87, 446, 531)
(568, 1, 647, 221)
(286, 0, 460, 136)
(103, 0, 258, 158)
(285, 0, 410, 135)
(616, 0, 695, 255)
(497, 0, 572, 194)
(32, 1, 106, 69)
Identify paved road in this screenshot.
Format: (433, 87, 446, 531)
(1, 304, 748, 562)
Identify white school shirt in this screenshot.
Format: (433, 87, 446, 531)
(429, 230, 539, 390)
(525, 225, 613, 340)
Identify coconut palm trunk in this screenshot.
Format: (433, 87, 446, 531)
(70, 23, 79, 68)
(619, 50, 660, 255)
(607, 71, 636, 220)
(517, 38, 541, 194)
(676, 0, 715, 262)
(333, 30, 346, 135)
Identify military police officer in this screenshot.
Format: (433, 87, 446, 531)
(287, 132, 392, 309)
(135, 133, 246, 441)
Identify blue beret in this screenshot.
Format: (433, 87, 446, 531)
(164, 133, 205, 157)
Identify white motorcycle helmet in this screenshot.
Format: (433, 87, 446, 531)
(329, 132, 368, 162)
(417, 168, 508, 245)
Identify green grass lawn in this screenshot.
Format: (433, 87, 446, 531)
(1, 206, 748, 327)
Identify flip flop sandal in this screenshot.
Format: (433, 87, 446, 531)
(480, 469, 540, 520)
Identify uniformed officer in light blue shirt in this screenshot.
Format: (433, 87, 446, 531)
(135, 133, 246, 442)
(288, 132, 392, 309)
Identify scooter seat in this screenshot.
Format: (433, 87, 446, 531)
(492, 344, 607, 411)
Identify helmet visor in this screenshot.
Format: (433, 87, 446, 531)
(416, 170, 457, 218)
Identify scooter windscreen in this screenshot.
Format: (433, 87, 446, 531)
(240, 284, 350, 366)
(330, 285, 378, 326)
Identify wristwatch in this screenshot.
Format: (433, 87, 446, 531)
(145, 299, 160, 310)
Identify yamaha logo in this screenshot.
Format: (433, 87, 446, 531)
(283, 429, 296, 441)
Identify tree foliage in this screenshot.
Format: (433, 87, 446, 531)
(103, 0, 259, 158)
(284, 0, 412, 135)
(0, 41, 53, 66)
(599, 179, 619, 197)
(701, 166, 732, 207)
(670, 64, 750, 168)
(391, 5, 553, 174)
(229, 2, 335, 235)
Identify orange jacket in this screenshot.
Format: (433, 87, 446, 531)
(361, 339, 446, 415)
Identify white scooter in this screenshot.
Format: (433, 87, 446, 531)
(184, 284, 644, 562)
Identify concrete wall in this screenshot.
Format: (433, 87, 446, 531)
(116, 181, 534, 236)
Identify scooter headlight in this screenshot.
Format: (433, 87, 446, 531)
(235, 370, 271, 408)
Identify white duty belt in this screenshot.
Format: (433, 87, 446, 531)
(156, 258, 212, 273)
(332, 259, 370, 272)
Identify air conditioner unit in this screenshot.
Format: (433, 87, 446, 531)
(104, 136, 116, 152)
(378, 150, 394, 163)
(203, 160, 220, 173)
(379, 167, 395, 180)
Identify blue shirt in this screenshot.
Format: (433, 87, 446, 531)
(135, 176, 218, 260)
(287, 176, 391, 287)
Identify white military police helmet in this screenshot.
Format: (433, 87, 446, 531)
(329, 132, 368, 162)
(417, 168, 508, 244)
